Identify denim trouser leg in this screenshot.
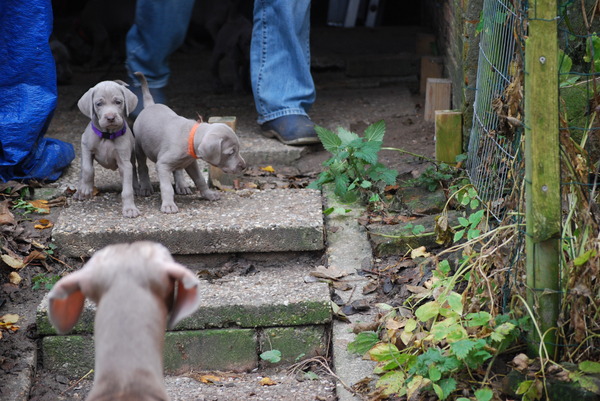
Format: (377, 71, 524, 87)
(251, 0, 315, 124)
(126, 0, 195, 88)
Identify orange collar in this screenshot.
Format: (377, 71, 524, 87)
(187, 121, 201, 159)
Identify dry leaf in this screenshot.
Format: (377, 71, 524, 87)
(385, 319, 404, 330)
(410, 246, 430, 259)
(512, 353, 530, 371)
(309, 265, 349, 280)
(0, 314, 21, 331)
(259, 377, 277, 386)
(28, 199, 50, 213)
(405, 285, 428, 294)
(24, 250, 47, 264)
(0, 200, 16, 225)
(9, 272, 22, 285)
(1, 254, 24, 269)
(34, 219, 53, 229)
(199, 374, 221, 384)
(260, 166, 275, 173)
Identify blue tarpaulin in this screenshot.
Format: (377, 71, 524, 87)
(0, 0, 75, 182)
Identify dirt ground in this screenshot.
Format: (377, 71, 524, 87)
(0, 23, 436, 400)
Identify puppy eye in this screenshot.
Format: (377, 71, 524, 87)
(95, 100, 104, 107)
(114, 99, 123, 105)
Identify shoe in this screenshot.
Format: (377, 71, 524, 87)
(128, 84, 166, 119)
(260, 115, 321, 146)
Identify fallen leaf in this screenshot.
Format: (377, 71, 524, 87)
(34, 219, 53, 229)
(259, 377, 277, 386)
(410, 246, 430, 259)
(199, 374, 222, 384)
(1, 314, 19, 324)
(260, 166, 275, 173)
(0, 200, 16, 225)
(28, 199, 50, 213)
(405, 285, 428, 294)
(309, 265, 349, 280)
(1, 254, 24, 269)
(24, 250, 47, 264)
(385, 319, 404, 330)
(8, 272, 21, 285)
(332, 281, 353, 291)
(512, 353, 530, 371)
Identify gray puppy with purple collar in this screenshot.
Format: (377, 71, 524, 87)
(74, 80, 140, 218)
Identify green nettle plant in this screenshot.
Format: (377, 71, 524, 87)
(308, 120, 398, 204)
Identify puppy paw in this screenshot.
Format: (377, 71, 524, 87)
(137, 186, 154, 196)
(175, 185, 193, 195)
(161, 203, 179, 214)
(123, 206, 141, 218)
(73, 188, 93, 201)
(201, 189, 221, 201)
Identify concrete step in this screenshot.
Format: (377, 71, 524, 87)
(37, 264, 331, 375)
(52, 188, 324, 258)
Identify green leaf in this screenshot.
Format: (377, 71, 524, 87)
(574, 249, 597, 266)
(438, 260, 451, 275)
(303, 371, 319, 380)
(474, 387, 494, 401)
(467, 228, 481, 240)
(437, 378, 457, 400)
(404, 318, 417, 332)
(433, 383, 445, 400)
(429, 365, 442, 381)
(369, 193, 381, 203)
(465, 311, 492, 327)
(334, 174, 349, 196)
(260, 349, 282, 363)
(578, 375, 600, 393)
(453, 229, 465, 243)
(579, 360, 600, 374)
(450, 339, 476, 360)
(368, 342, 401, 362)
(360, 180, 372, 188)
(347, 331, 379, 355)
(355, 141, 381, 164)
(364, 120, 386, 142)
(458, 217, 469, 227)
(412, 224, 426, 235)
(469, 209, 485, 225)
(376, 370, 406, 397)
(446, 292, 463, 314)
(315, 126, 341, 152)
(323, 207, 335, 215)
(337, 127, 360, 145)
(415, 301, 440, 322)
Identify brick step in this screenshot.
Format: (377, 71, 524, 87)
(52, 188, 324, 258)
(36, 264, 331, 375)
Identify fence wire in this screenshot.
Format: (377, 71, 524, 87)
(467, 0, 522, 220)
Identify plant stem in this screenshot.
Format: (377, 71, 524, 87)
(381, 147, 438, 163)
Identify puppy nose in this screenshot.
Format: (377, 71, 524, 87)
(105, 113, 116, 122)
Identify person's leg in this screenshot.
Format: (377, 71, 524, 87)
(251, 0, 319, 145)
(126, 0, 195, 102)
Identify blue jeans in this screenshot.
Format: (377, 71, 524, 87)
(126, 0, 315, 124)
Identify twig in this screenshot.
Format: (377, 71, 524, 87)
(60, 369, 94, 396)
(288, 356, 365, 400)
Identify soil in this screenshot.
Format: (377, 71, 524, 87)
(0, 23, 436, 401)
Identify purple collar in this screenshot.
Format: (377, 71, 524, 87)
(91, 122, 127, 140)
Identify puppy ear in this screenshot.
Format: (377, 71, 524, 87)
(164, 262, 201, 329)
(77, 88, 95, 119)
(198, 133, 223, 167)
(121, 86, 139, 117)
(47, 270, 91, 334)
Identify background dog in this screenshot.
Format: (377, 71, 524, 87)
(74, 80, 140, 218)
(132, 71, 246, 214)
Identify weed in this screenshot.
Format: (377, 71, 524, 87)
(31, 274, 61, 290)
(308, 120, 398, 204)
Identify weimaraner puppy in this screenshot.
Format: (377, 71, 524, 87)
(47, 241, 202, 401)
(132, 71, 246, 213)
(74, 80, 140, 218)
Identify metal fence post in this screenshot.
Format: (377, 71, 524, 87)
(524, 0, 561, 357)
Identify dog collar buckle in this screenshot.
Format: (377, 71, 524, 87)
(92, 122, 127, 140)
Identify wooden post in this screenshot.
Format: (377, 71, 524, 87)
(434, 110, 462, 164)
(424, 78, 452, 122)
(207, 116, 238, 188)
(524, 0, 560, 358)
(420, 56, 444, 94)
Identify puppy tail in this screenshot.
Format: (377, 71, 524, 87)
(134, 71, 155, 108)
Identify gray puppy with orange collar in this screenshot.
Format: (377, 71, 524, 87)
(132, 72, 246, 213)
(75, 80, 140, 218)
